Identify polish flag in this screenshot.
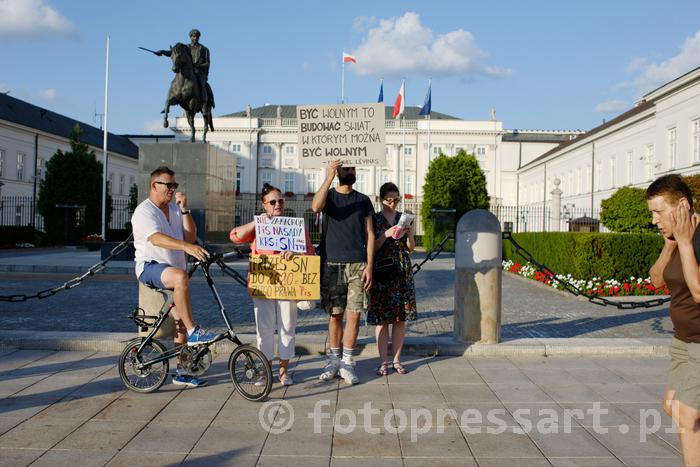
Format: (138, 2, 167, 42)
(392, 80, 405, 119)
(342, 53, 356, 63)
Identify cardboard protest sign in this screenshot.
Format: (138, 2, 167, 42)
(254, 215, 307, 253)
(297, 103, 386, 168)
(248, 254, 321, 300)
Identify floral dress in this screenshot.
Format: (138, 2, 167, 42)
(367, 211, 417, 325)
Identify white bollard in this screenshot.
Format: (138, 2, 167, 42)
(454, 209, 502, 343)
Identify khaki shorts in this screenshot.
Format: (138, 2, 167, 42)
(321, 262, 368, 315)
(667, 337, 700, 410)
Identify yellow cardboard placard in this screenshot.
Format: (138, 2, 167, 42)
(247, 254, 321, 300)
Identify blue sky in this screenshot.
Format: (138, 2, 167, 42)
(2, 0, 700, 135)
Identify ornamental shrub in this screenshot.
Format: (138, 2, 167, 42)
(420, 150, 490, 249)
(600, 186, 655, 233)
(502, 232, 664, 280)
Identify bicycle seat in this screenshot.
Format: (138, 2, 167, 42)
(143, 283, 173, 293)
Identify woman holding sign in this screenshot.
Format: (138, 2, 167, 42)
(369, 182, 417, 376)
(230, 183, 315, 386)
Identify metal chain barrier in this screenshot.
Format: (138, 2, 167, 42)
(412, 233, 453, 275)
(502, 231, 670, 309)
(0, 235, 134, 303)
(0, 231, 456, 303)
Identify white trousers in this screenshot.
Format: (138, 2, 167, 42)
(252, 298, 297, 360)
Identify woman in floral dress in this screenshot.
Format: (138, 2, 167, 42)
(368, 182, 417, 375)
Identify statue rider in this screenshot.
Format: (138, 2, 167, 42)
(156, 29, 211, 116)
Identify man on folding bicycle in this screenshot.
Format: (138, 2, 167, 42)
(131, 166, 216, 387)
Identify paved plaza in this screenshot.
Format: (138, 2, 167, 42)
(0, 248, 673, 340)
(0, 247, 684, 466)
(0, 348, 683, 466)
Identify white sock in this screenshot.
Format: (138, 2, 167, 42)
(187, 327, 196, 336)
(342, 347, 354, 364)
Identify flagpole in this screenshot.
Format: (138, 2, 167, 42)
(427, 78, 432, 161)
(341, 53, 345, 104)
(101, 35, 110, 240)
(402, 114, 406, 194)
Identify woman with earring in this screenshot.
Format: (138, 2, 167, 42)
(230, 183, 314, 386)
(368, 182, 417, 376)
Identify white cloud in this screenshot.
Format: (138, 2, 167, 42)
(350, 12, 510, 78)
(626, 57, 647, 73)
(633, 30, 700, 94)
(0, 0, 74, 39)
(0, 82, 10, 94)
(595, 99, 628, 113)
(143, 119, 173, 134)
(38, 88, 56, 101)
(352, 15, 376, 32)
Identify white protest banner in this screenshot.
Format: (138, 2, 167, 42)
(297, 103, 386, 168)
(248, 254, 321, 300)
(254, 215, 307, 253)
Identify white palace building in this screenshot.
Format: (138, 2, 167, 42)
(2, 65, 700, 233)
(518, 66, 700, 223)
(172, 105, 578, 207)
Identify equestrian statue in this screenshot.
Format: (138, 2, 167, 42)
(141, 28, 215, 142)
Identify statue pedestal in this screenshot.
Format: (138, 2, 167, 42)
(138, 143, 236, 242)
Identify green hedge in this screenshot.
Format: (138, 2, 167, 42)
(503, 232, 664, 280)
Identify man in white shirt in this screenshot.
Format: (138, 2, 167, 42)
(131, 166, 216, 387)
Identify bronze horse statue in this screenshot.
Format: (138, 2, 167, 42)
(162, 43, 215, 142)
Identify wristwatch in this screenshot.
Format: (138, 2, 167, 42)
(180, 210, 191, 215)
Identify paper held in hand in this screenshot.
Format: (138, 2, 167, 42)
(393, 212, 415, 239)
(254, 215, 307, 253)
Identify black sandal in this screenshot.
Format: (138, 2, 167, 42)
(375, 361, 390, 376)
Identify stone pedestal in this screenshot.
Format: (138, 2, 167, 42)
(137, 283, 176, 339)
(453, 210, 502, 344)
(138, 143, 236, 242)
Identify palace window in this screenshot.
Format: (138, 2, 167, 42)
(284, 173, 294, 193)
(16, 152, 25, 181)
(693, 118, 700, 163)
(668, 127, 677, 169)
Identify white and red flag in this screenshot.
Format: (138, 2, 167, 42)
(342, 53, 356, 63)
(392, 80, 405, 119)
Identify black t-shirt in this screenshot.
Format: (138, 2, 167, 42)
(321, 188, 374, 263)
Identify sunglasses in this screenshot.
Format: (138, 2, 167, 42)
(265, 199, 285, 206)
(383, 197, 401, 204)
(154, 181, 179, 190)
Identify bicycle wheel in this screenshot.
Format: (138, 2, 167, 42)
(228, 344, 272, 401)
(119, 338, 169, 393)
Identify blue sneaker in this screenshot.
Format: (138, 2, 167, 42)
(187, 326, 217, 346)
(172, 374, 207, 388)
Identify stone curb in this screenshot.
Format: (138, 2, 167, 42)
(0, 330, 670, 358)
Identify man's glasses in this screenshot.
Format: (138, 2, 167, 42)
(383, 197, 401, 204)
(265, 199, 284, 206)
(154, 181, 179, 190)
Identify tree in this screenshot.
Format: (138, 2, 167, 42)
(683, 173, 700, 211)
(128, 183, 138, 213)
(38, 124, 110, 244)
(420, 150, 490, 248)
(600, 186, 655, 233)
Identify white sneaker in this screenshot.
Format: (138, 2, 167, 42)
(339, 360, 359, 385)
(280, 375, 294, 386)
(254, 374, 267, 387)
(319, 356, 340, 381)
